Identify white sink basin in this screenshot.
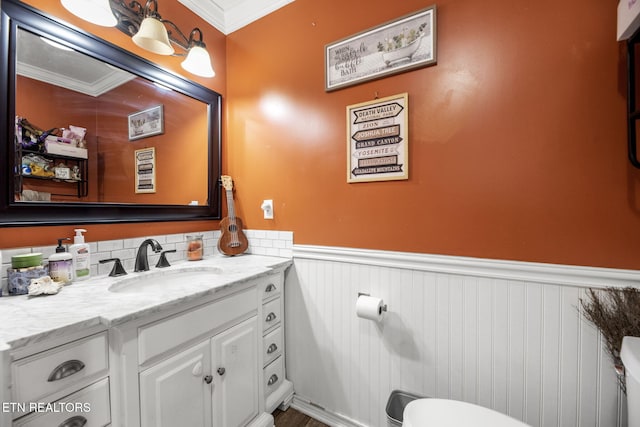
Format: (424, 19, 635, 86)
(108, 267, 224, 294)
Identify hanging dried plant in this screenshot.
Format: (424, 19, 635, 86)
(580, 287, 640, 362)
(580, 287, 640, 393)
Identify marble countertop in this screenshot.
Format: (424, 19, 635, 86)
(0, 254, 292, 351)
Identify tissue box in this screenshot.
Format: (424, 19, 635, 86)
(44, 136, 88, 159)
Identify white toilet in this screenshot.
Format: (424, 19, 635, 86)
(621, 336, 640, 427)
(403, 398, 530, 427)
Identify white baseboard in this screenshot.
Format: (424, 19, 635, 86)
(290, 395, 369, 427)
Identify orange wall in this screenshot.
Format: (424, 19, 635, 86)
(1, 0, 226, 247)
(4, 0, 640, 271)
(225, 0, 640, 269)
(96, 78, 208, 204)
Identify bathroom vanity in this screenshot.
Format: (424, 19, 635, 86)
(0, 255, 293, 427)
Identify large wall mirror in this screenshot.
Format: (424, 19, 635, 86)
(0, 0, 222, 226)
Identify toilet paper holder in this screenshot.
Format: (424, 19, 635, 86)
(358, 292, 388, 313)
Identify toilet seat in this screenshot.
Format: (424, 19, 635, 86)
(403, 398, 530, 427)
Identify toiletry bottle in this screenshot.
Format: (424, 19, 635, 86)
(48, 238, 73, 284)
(70, 228, 91, 281)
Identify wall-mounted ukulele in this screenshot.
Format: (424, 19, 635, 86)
(218, 175, 249, 256)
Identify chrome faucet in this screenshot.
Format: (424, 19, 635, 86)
(134, 239, 163, 272)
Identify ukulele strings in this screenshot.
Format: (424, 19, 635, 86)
(227, 188, 240, 248)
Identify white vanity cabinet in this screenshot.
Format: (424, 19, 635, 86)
(110, 268, 290, 427)
(139, 339, 212, 427)
(9, 326, 111, 427)
(139, 317, 258, 427)
(258, 274, 293, 413)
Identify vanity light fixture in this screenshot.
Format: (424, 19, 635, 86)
(59, 0, 215, 78)
(61, 0, 118, 27)
(131, 0, 174, 55)
(180, 29, 215, 78)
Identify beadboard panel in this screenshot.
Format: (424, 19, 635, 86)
(286, 246, 635, 427)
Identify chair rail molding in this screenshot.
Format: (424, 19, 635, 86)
(293, 245, 640, 289)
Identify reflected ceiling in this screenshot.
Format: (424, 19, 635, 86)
(17, 30, 135, 97)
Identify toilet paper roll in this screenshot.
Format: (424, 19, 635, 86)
(356, 295, 386, 321)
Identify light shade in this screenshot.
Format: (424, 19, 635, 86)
(132, 16, 174, 55)
(181, 46, 215, 78)
(61, 0, 117, 27)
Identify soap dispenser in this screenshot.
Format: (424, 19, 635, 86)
(70, 228, 91, 281)
(49, 238, 73, 284)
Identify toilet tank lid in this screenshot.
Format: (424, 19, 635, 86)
(621, 336, 640, 380)
(403, 399, 530, 427)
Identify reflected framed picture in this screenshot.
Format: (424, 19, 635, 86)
(128, 105, 164, 141)
(135, 147, 156, 193)
(325, 5, 437, 91)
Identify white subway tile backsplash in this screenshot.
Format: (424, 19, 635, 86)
(98, 240, 124, 252)
(0, 229, 293, 295)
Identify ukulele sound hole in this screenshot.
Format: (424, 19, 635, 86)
(227, 224, 238, 232)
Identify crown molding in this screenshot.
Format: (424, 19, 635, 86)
(179, 0, 294, 35)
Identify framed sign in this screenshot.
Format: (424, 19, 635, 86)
(347, 93, 408, 183)
(325, 6, 436, 91)
(128, 105, 164, 140)
(135, 147, 156, 193)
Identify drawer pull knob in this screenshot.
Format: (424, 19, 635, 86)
(48, 359, 85, 382)
(267, 343, 278, 354)
(217, 367, 226, 376)
(58, 415, 87, 427)
(265, 312, 277, 322)
(265, 284, 276, 293)
(204, 375, 213, 384)
(268, 374, 279, 386)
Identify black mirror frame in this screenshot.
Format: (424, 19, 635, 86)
(0, 0, 221, 227)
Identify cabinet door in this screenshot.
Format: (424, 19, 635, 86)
(140, 340, 212, 427)
(211, 317, 258, 427)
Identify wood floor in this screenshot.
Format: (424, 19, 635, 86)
(273, 408, 329, 427)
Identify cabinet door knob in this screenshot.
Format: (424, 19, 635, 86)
(267, 374, 279, 386)
(265, 312, 277, 322)
(217, 367, 226, 376)
(267, 343, 278, 354)
(265, 284, 276, 293)
(203, 375, 213, 384)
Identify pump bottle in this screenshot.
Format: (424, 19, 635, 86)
(49, 238, 73, 284)
(70, 229, 91, 281)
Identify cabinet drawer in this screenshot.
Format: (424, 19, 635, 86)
(262, 327, 282, 367)
(14, 377, 111, 427)
(262, 297, 281, 333)
(12, 332, 108, 404)
(258, 273, 283, 301)
(139, 287, 257, 365)
(264, 356, 284, 399)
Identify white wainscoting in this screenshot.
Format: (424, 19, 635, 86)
(286, 245, 640, 427)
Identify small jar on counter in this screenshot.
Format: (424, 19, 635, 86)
(186, 234, 203, 261)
